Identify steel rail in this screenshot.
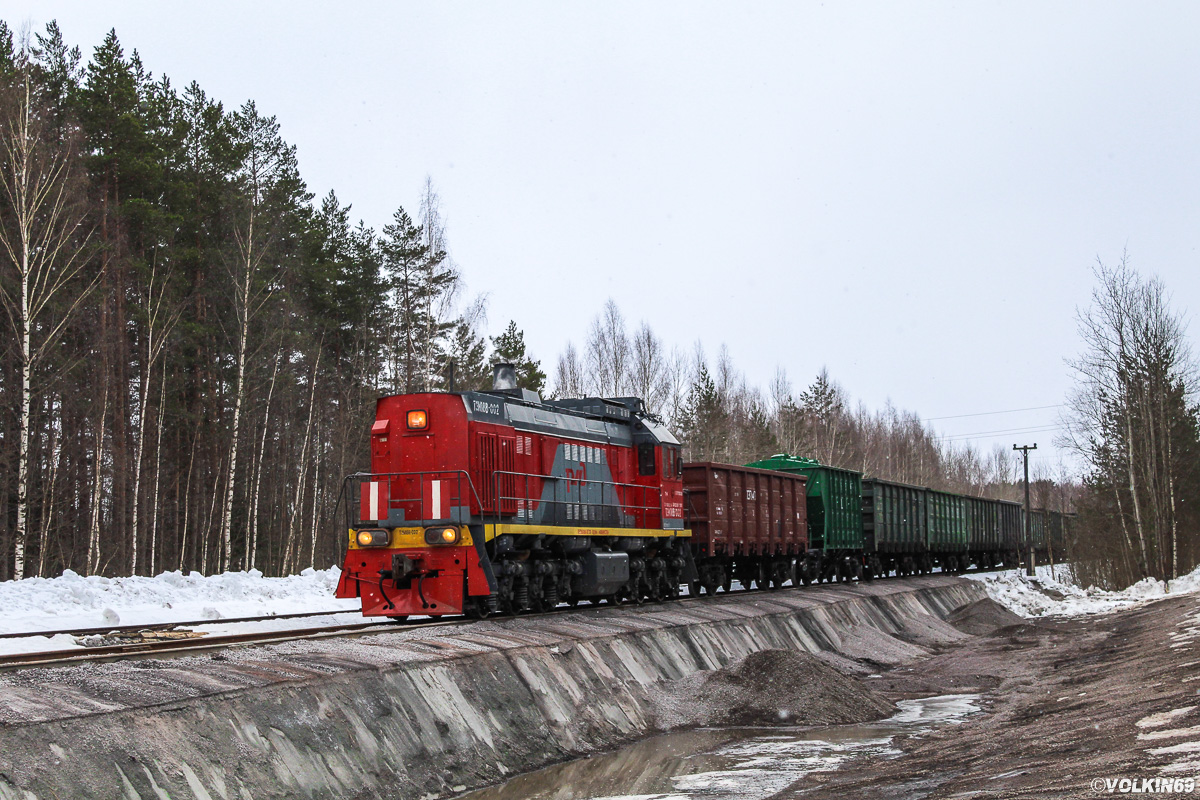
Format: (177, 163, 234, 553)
(0, 608, 358, 641)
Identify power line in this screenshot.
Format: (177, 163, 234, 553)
(924, 404, 1064, 422)
(940, 424, 1064, 441)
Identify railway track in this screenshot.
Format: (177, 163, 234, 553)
(0, 567, 1008, 671)
(0, 608, 356, 641)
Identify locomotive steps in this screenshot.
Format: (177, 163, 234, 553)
(0, 577, 985, 800)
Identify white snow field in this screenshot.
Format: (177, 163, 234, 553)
(964, 564, 1200, 618)
(0, 566, 363, 656)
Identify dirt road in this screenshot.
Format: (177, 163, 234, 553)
(790, 593, 1200, 798)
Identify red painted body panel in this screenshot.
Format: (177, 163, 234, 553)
(683, 462, 808, 557)
(336, 544, 480, 616)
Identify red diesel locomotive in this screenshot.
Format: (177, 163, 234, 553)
(336, 365, 695, 618)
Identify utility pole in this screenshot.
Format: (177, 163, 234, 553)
(1014, 443, 1038, 577)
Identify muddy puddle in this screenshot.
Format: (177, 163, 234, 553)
(454, 693, 982, 800)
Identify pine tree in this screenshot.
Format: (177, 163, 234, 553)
(677, 363, 729, 462)
(491, 320, 546, 393)
(448, 321, 490, 391)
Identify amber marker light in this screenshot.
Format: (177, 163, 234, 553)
(355, 529, 389, 547)
(406, 409, 428, 430)
(424, 526, 460, 545)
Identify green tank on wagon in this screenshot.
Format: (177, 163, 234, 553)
(745, 454, 864, 581)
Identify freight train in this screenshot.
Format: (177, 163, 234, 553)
(335, 366, 1071, 618)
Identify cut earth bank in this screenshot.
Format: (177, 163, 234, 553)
(0, 576, 982, 799)
(773, 588, 1200, 799)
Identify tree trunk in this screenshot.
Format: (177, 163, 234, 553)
(248, 346, 282, 572)
(220, 244, 253, 574)
(37, 413, 61, 578)
(148, 360, 167, 576)
(179, 430, 198, 572)
(87, 384, 108, 576)
(129, 349, 150, 576)
(308, 425, 322, 570)
(1124, 408, 1150, 578)
(283, 349, 321, 575)
(14, 304, 31, 579)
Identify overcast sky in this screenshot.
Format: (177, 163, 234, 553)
(8, 1, 1200, 472)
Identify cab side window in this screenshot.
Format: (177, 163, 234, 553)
(637, 443, 657, 476)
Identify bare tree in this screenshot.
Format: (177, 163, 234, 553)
(1063, 254, 1198, 584)
(586, 299, 630, 396)
(628, 322, 669, 415)
(553, 341, 586, 399)
(0, 55, 94, 578)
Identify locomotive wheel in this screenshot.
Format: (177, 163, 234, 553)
(387, 615, 410, 623)
(466, 599, 490, 620)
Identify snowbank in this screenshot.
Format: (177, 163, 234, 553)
(0, 566, 357, 636)
(964, 564, 1200, 618)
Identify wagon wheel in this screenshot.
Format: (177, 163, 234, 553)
(688, 580, 701, 597)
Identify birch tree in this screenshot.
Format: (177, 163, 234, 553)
(1064, 255, 1200, 584)
(129, 259, 178, 574)
(0, 53, 94, 578)
(628, 322, 669, 416)
(217, 102, 298, 573)
(586, 299, 630, 397)
(553, 342, 586, 399)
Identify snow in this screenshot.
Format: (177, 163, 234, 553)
(963, 563, 1200, 618)
(0, 566, 362, 656)
(1138, 707, 1197, 729)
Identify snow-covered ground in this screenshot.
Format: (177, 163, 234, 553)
(0, 566, 362, 656)
(3, 560, 1199, 658)
(964, 564, 1200, 618)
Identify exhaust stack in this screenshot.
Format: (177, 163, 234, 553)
(492, 362, 518, 391)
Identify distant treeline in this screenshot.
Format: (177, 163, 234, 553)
(554, 299, 1078, 510)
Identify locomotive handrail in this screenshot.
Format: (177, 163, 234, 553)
(341, 470, 487, 528)
(340, 468, 668, 530)
(490, 469, 664, 527)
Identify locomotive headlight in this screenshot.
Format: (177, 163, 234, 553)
(355, 529, 390, 547)
(424, 526, 460, 545)
(406, 410, 428, 430)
